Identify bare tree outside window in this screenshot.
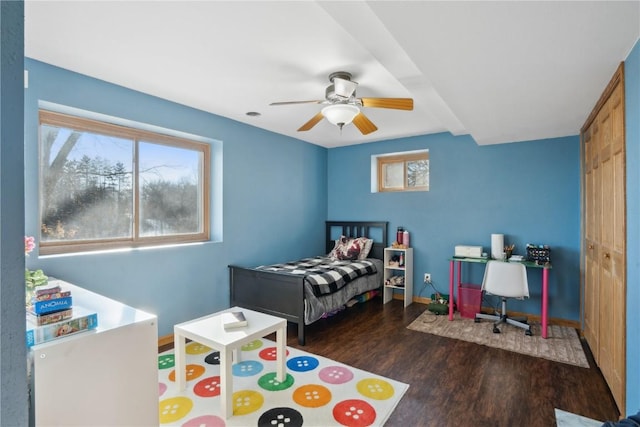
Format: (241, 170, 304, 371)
(377, 151, 429, 192)
(407, 159, 429, 188)
(139, 141, 202, 237)
(39, 110, 210, 255)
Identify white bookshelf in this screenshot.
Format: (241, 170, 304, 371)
(382, 247, 413, 307)
(29, 280, 158, 426)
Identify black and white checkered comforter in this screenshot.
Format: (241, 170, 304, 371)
(257, 257, 377, 297)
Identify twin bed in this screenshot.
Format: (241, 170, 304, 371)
(229, 221, 388, 345)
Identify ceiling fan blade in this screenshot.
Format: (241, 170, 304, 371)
(333, 77, 358, 99)
(352, 112, 378, 135)
(297, 112, 325, 131)
(360, 97, 414, 110)
(270, 100, 324, 106)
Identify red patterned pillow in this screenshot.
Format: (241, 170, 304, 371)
(328, 236, 362, 261)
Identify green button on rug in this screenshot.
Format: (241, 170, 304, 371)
(158, 339, 409, 426)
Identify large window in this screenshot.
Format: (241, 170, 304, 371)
(376, 150, 429, 192)
(39, 110, 210, 255)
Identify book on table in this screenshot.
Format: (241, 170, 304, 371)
(221, 311, 248, 329)
(28, 296, 73, 315)
(27, 307, 74, 326)
(31, 290, 72, 302)
(28, 279, 73, 314)
(33, 280, 63, 297)
(26, 305, 98, 348)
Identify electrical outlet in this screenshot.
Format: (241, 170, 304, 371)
(424, 273, 431, 283)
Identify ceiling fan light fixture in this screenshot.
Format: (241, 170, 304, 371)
(322, 104, 360, 129)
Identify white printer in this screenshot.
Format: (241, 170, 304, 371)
(454, 245, 484, 258)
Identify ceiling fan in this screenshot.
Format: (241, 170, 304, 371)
(270, 71, 413, 135)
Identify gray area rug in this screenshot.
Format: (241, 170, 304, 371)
(407, 311, 589, 368)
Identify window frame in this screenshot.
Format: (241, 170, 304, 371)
(38, 110, 211, 255)
(377, 151, 429, 192)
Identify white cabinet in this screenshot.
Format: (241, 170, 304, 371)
(383, 247, 413, 307)
(29, 281, 158, 427)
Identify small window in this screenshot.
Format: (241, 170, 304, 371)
(38, 110, 210, 255)
(377, 151, 429, 192)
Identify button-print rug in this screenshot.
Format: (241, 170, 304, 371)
(158, 338, 409, 426)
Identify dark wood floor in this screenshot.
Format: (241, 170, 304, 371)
(283, 297, 619, 427)
(162, 297, 620, 426)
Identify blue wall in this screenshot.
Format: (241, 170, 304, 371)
(24, 59, 328, 337)
(22, 38, 640, 414)
(625, 39, 640, 415)
(327, 133, 581, 320)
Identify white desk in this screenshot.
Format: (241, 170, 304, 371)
(174, 307, 286, 419)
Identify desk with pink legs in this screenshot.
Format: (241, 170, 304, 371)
(448, 257, 552, 338)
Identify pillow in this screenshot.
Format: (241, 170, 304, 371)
(357, 237, 374, 260)
(328, 236, 344, 259)
(328, 236, 362, 261)
(328, 236, 374, 261)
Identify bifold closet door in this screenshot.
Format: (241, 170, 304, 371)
(581, 63, 626, 415)
(596, 81, 626, 414)
(583, 121, 599, 355)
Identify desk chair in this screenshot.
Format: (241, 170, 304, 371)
(474, 260, 532, 336)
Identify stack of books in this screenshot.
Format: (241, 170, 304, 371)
(27, 280, 74, 325)
(26, 279, 98, 348)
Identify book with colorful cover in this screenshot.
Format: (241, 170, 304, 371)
(32, 290, 72, 302)
(27, 307, 74, 326)
(28, 296, 73, 315)
(26, 306, 98, 348)
(34, 281, 63, 297)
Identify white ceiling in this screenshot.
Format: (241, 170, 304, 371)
(24, 1, 640, 148)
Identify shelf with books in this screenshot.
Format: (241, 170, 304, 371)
(29, 279, 158, 426)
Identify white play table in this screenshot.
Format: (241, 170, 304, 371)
(174, 306, 287, 418)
